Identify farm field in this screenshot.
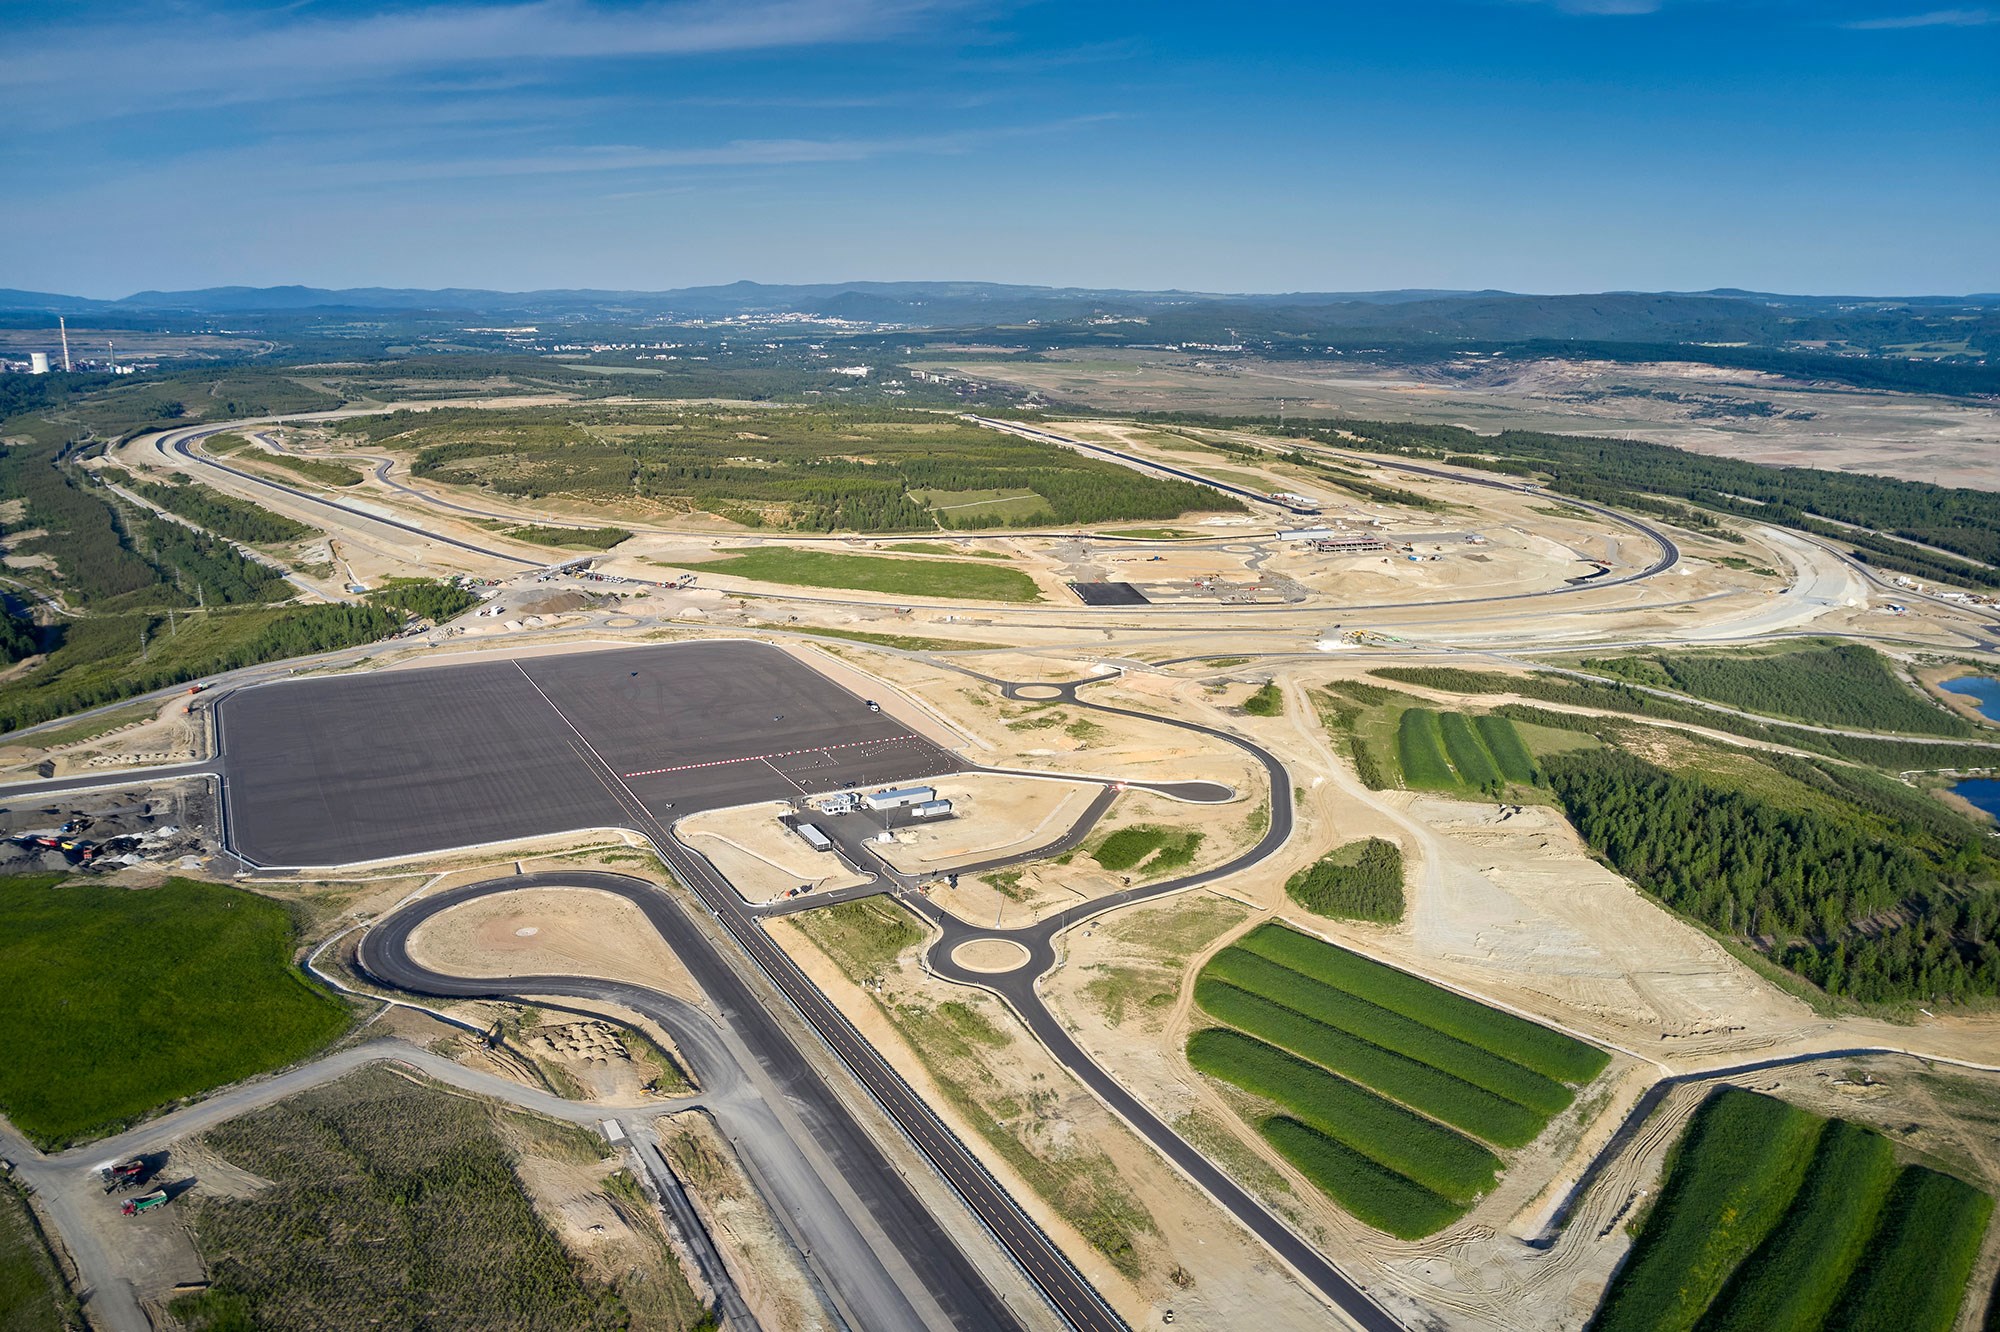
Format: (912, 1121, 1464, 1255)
(0, 875, 351, 1147)
(653, 546, 1043, 602)
(1590, 1087, 1994, 1332)
(0, 1180, 70, 1332)
(1189, 923, 1605, 1236)
(174, 1067, 706, 1331)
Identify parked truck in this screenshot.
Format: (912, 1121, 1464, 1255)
(121, 1190, 171, 1216)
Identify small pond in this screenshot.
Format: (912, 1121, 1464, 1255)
(1950, 778, 2000, 820)
(1939, 675, 2000, 723)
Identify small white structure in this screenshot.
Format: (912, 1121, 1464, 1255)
(28, 352, 49, 375)
(864, 785, 935, 812)
(908, 799, 953, 820)
(794, 823, 834, 852)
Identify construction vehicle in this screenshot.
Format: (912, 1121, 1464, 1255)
(121, 1190, 171, 1216)
(101, 1159, 149, 1192)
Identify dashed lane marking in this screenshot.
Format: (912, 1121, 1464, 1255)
(622, 734, 925, 779)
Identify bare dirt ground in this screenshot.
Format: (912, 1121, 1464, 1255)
(657, 1109, 836, 1332)
(0, 692, 206, 781)
(675, 801, 871, 904)
(404, 885, 702, 1004)
(924, 351, 2000, 490)
(869, 772, 1099, 873)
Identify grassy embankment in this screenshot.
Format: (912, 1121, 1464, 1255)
(246, 451, 364, 487)
(787, 899, 1158, 1276)
(0, 876, 351, 1147)
(171, 1067, 708, 1331)
(1190, 923, 1607, 1238)
(1591, 1086, 1994, 1332)
(0, 1179, 76, 1331)
(503, 524, 633, 550)
(654, 547, 1042, 602)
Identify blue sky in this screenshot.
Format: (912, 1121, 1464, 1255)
(2, 0, 1994, 297)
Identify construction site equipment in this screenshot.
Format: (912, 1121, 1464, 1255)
(100, 1159, 148, 1192)
(121, 1190, 170, 1216)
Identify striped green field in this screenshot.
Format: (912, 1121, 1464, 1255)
(1589, 1088, 1995, 1332)
(1191, 924, 1607, 1237)
(1395, 709, 1458, 788)
(1438, 711, 1502, 787)
(1475, 713, 1539, 783)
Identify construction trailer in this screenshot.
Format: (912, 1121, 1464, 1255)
(793, 822, 835, 852)
(907, 799, 953, 820)
(864, 786, 936, 812)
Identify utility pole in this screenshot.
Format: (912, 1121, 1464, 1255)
(139, 621, 149, 663)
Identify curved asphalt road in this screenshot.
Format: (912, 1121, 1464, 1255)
(902, 670, 1406, 1332)
(360, 871, 1023, 1332)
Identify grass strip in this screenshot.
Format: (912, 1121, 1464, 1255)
(1206, 947, 1572, 1114)
(1589, 1088, 1823, 1332)
(1439, 711, 1501, 787)
(1186, 1027, 1500, 1202)
(1235, 923, 1608, 1084)
(654, 546, 1043, 602)
(253, 451, 364, 486)
(1475, 713, 1540, 783)
(1828, 1165, 1994, 1332)
(1702, 1119, 1899, 1332)
(1396, 708, 1457, 788)
(503, 524, 632, 549)
(1196, 979, 1545, 1147)
(1260, 1116, 1464, 1239)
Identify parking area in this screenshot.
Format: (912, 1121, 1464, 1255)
(217, 641, 958, 867)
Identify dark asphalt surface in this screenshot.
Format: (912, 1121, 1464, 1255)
(360, 872, 1020, 1332)
(217, 640, 959, 867)
(908, 673, 1408, 1332)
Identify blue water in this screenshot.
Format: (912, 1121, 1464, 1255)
(1940, 675, 2000, 722)
(1952, 778, 2000, 819)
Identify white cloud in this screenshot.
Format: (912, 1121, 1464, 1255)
(1842, 6, 1995, 26)
(0, 0, 970, 100)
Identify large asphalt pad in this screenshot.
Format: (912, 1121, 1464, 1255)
(218, 641, 953, 867)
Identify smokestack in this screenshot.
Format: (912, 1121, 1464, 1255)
(59, 317, 71, 372)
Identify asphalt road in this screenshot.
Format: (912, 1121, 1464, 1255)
(360, 872, 1009, 1332)
(904, 669, 1407, 1332)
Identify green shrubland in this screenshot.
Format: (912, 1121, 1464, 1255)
(1284, 838, 1405, 923)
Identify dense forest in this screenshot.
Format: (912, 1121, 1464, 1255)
(1543, 749, 1999, 1002)
(1578, 643, 1974, 737)
(107, 472, 315, 546)
(358, 405, 1234, 531)
(1139, 410, 2000, 586)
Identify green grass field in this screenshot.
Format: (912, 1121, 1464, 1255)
(1476, 712, 1541, 782)
(0, 876, 351, 1146)
(1233, 924, 1608, 1084)
(1590, 1088, 1995, 1332)
(1439, 711, 1502, 787)
(655, 546, 1043, 602)
(1186, 1029, 1501, 1202)
(251, 451, 365, 487)
(1190, 924, 1606, 1236)
(1396, 709, 1458, 788)
(881, 541, 1011, 559)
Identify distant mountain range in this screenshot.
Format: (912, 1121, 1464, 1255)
(1, 280, 1993, 324)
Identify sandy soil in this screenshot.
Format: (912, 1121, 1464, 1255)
(405, 886, 702, 1004)
(675, 801, 871, 904)
(926, 351, 2000, 491)
(868, 772, 1099, 872)
(0, 692, 207, 781)
(657, 1110, 836, 1332)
